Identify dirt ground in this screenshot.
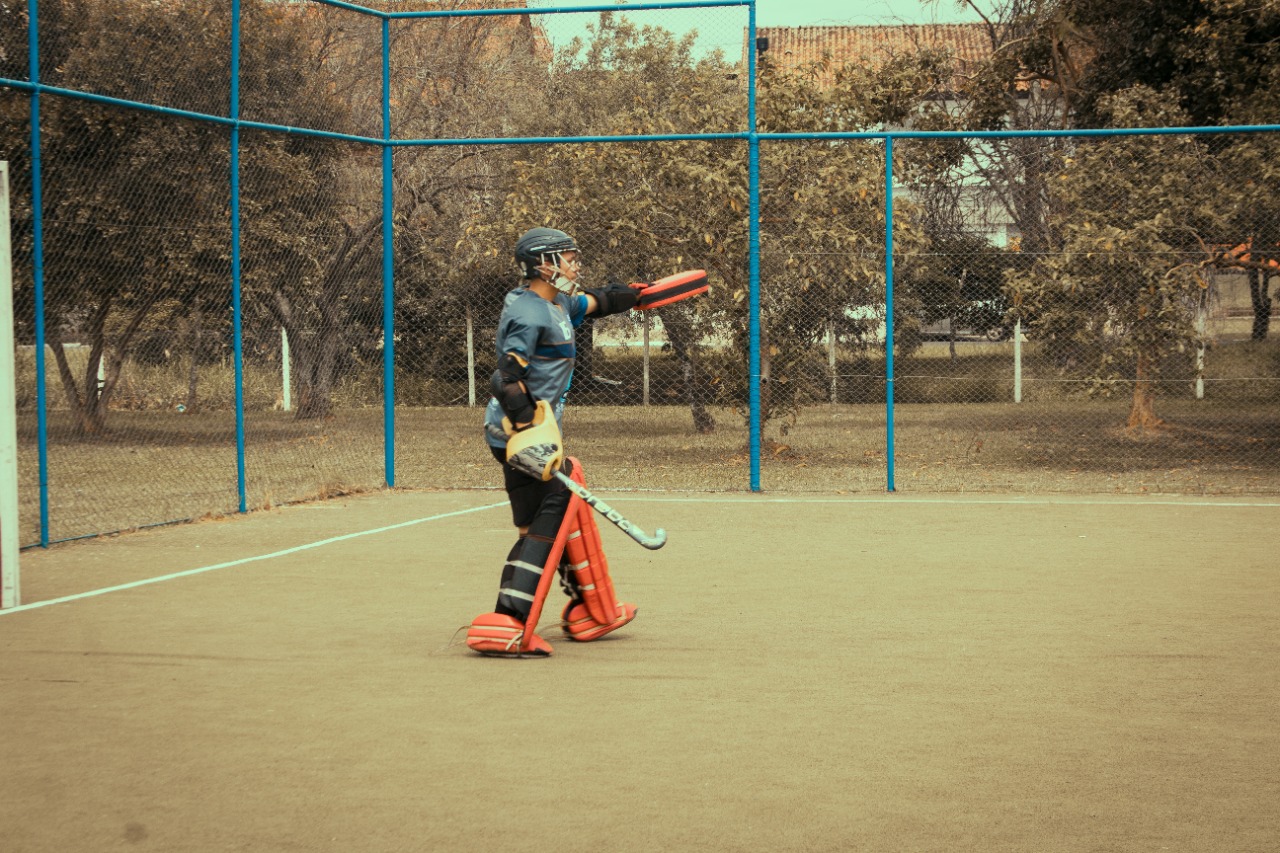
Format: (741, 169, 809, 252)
(2, 489, 1278, 852)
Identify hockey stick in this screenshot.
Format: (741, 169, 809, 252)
(551, 470, 667, 550)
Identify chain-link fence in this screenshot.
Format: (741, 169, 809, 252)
(3, 0, 1279, 547)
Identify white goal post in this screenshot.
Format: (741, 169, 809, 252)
(1, 161, 19, 609)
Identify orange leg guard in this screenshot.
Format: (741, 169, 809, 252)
(559, 463, 637, 642)
(466, 458, 635, 654)
(466, 468, 584, 657)
(464, 612, 553, 657)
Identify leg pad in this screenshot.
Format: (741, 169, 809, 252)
(561, 601, 637, 642)
(466, 612, 553, 657)
(557, 461, 636, 641)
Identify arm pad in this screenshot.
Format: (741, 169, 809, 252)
(585, 281, 640, 317)
(491, 352, 537, 427)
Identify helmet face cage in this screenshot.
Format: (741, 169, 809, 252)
(515, 228, 580, 286)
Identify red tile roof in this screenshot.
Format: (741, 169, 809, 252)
(750, 24, 992, 91)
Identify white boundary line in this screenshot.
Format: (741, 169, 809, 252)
(0, 501, 507, 617)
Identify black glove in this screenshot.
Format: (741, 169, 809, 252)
(586, 281, 641, 317)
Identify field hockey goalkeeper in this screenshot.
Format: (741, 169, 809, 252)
(465, 227, 646, 657)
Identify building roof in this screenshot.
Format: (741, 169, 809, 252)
(750, 24, 992, 92)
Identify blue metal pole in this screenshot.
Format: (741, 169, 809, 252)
(382, 17, 396, 488)
(884, 136, 895, 493)
(307, 0, 388, 14)
(747, 0, 761, 492)
(27, 0, 48, 546)
(394, 131, 747, 147)
(231, 0, 247, 513)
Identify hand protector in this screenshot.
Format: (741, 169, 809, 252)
(635, 269, 708, 310)
(585, 281, 641, 317)
(504, 400, 564, 482)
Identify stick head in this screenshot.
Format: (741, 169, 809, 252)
(638, 528, 667, 550)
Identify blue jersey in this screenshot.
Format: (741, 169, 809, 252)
(484, 286, 589, 449)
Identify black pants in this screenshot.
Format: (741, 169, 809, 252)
(491, 447, 574, 620)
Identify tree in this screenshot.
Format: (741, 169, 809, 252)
(937, 0, 1280, 374)
(1213, 124, 1280, 341)
(245, 1, 550, 418)
(1042, 0, 1280, 340)
(1008, 87, 1225, 430)
(1049, 0, 1280, 127)
(3, 1, 236, 432)
(751, 50, 938, 421)
(458, 13, 746, 433)
(1204, 14, 1280, 341)
(920, 0, 1083, 322)
(1, 0, 359, 432)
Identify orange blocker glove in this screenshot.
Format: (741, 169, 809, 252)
(633, 269, 708, 310)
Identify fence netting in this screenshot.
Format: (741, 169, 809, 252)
(881, 133, 1280, 494)
(3, 0, 1278, 547)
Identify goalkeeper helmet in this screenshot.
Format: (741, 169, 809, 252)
(515, 227, 581, 294)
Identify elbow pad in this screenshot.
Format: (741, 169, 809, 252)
(491, 352, 537, 426)
(586, 281, 640, 317)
